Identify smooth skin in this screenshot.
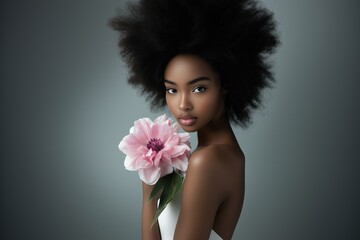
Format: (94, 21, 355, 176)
(142, 54, 245, 240)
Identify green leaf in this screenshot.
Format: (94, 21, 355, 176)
(150, 171, 184, 227)
(148, 175, 167, 202)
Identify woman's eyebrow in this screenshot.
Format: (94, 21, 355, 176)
(164, 77, 210, 85)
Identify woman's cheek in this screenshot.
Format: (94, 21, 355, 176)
(166, 95, 177, 115)
(205, 94, 222, 115)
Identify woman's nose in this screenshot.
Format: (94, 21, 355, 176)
(179, 93, 193, 111)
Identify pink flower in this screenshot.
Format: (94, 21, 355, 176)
(119, 114, 191, 185)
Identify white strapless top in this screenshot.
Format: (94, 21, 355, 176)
(158, 186, 223, 240)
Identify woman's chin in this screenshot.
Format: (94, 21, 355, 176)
(179, 124, 198, 133)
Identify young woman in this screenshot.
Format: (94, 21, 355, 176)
(110, 0, 279, 239)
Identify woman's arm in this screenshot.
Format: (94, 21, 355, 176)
(141, 182, 161, 240)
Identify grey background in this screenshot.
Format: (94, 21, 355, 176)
(1, 0, 359, 239)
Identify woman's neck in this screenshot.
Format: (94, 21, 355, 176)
(196, 115, 238, 148)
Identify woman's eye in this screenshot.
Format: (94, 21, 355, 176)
(166, 88, 177, 94)
(192, 86, 206, 93)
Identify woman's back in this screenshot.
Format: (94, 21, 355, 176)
(174, 144, 245, 240)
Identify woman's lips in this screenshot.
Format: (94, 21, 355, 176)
(178, 117, 197, 126)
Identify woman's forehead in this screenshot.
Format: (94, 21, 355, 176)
(164, 54, 219, 83)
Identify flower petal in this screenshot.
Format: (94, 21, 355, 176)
(171, 122, 179, 132)
(150, 122, 172, 140)
(139, 166, 161, 185)
(153, 151, 163, 167)
(119, 134, 143, 156)
(132, 118, 153, 144)
(159, 161, 174, 177)
(178, 132, 190, 143)
(124, 155, 152, 171)
(167, 145, 191, 158)
(171, 153, 189, 172)
(124, 155, 137, 170)
(154, 114, 167, 123)
(129, 126, 134, 134)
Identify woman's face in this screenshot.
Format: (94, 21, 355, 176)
(164, 54, 225, 132)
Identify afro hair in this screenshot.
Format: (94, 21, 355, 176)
(109, 0, 279, 127)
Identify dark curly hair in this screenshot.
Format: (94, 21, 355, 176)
(109, 0, 279, 127)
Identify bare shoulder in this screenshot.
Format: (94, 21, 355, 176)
(189, 144, 244, 174)
(187, 144, 245, 193)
